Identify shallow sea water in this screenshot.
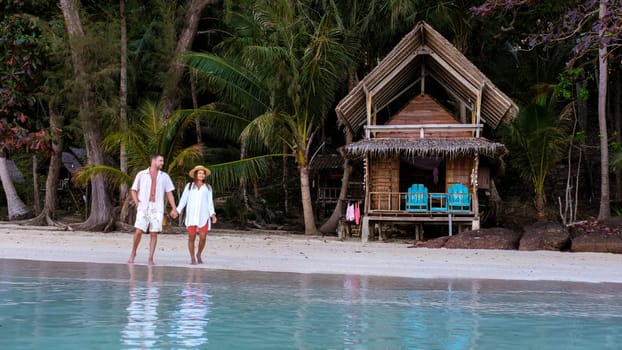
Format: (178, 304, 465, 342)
(1, 258, 621, 349)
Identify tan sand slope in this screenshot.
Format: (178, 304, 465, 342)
(1, 223, 621, 283)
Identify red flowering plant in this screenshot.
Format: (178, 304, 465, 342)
(1, 5, 57, 155)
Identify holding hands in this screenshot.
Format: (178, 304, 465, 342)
(170, 208, 179, 219)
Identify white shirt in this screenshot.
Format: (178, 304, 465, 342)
(177, 182, 216, 229)
(131, 168, 175, 213)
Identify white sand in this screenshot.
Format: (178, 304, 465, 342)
(1, 222, 621, 283)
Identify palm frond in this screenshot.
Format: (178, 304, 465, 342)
(208, 154, 288, 192)
(167, 144, 204, 175)
(184, 52, 270, 115)
(240, 111, 291, 152)
(73, 164, 133, 188)
(185, 104, 252, 143)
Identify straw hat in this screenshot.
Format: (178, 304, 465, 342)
(188, 165, 211, 178)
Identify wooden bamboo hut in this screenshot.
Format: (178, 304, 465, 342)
(335, 21, 518, 241)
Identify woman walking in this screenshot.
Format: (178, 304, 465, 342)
(175, 165, 217, 264)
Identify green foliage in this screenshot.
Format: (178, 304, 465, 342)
(555, 67, 591, 101)
(74, 101, 203, 189)
(74, 101, 274, 194)
(0, 11, 43, 118)
(502, 97, 569, 196)
(0, 3, 53, 154)
(187, 0, 358, 165)
(220, 195, 247, 225)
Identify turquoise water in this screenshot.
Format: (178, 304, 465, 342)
(1, 259, 621, 349)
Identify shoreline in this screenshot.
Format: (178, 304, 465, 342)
(1, 223, 622, 283)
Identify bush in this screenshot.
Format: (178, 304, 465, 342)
(221, 195, 247, 225)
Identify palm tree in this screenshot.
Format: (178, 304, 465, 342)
(502, 96, 569, 221)
(74, 101, 203, 222)
(75, 99, 273, 223)
(186, 0, 357, 235)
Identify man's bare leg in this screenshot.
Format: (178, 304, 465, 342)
(148, 232, 158, 265)
(196, 231, 207, 264)
(188, 234, 197, 265)
(128, 229, 143, 263)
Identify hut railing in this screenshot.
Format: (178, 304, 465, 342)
(318, 187, 340, 202)
(368, 191, 473, 214)
(364, 124, 483, 139)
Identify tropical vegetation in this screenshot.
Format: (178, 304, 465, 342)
(1, 0, 621, 234)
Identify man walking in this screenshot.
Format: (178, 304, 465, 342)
(128, 153, 178, 265)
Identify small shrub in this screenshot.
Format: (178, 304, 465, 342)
(221, 195, 247, 225)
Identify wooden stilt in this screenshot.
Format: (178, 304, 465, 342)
(361, 216, 370, 242)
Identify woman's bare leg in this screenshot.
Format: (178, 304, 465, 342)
(188, 233, 197, 265)
(197, 231, 207, 264)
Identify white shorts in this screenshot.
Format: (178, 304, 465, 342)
(134, 202, 163, 233)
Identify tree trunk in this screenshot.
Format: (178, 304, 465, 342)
(615, 67, 621, 200)
(282, 145, 289, 215)
(319, 129, 353, 234)
(488, 178, 502, 225)
(20, 105, 66, 226)
(0, 155, 30, 220)
(60, 0, 113, 231)
(597, 0, 610, 220)
(40, 108, 63, 223)
(320, 74, 358, 234)
(534, 190, 546, 221)
(32, 155, 41, 212)
(240, 141, 249, 209)
(190, 69, 202, 143)
(299, 163, 319, 235)
(119, 0, 128, 202)
(159, 0, 218, 120)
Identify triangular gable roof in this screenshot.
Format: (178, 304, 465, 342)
(336, 21, 518, 133)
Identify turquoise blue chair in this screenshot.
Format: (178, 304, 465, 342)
(405, 184, 428, 212)
(447, 183, 471, 212)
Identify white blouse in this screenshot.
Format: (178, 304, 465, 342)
(177, 183, 216, 229)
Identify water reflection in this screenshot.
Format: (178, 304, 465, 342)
(341, 275, 363, 346)
(121, 265, 160, 348)
(169, 268, 211, 347)
(2, 259, 622, 349)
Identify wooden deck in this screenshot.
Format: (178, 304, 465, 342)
(354, 191, 478, 242)
(367, 191, 474, 215)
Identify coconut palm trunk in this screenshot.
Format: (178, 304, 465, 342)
(60, 0, 113, 231)
(299, 162, 319, 235)
(534, 191, 546, 221)
(320, 129, 353, 233)
(0, 155, 30, 220)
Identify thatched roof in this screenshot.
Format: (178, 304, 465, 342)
(336, 21, 518, 133)
(310, 154, 344, 171)
(340, 138, 507, 160)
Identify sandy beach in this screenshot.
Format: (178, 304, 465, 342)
(1, 222, 621, 283)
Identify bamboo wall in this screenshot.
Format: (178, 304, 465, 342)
(375, 95, 472, 139)
(370, 157, 400, 210)
(446, 157, 472, 191)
